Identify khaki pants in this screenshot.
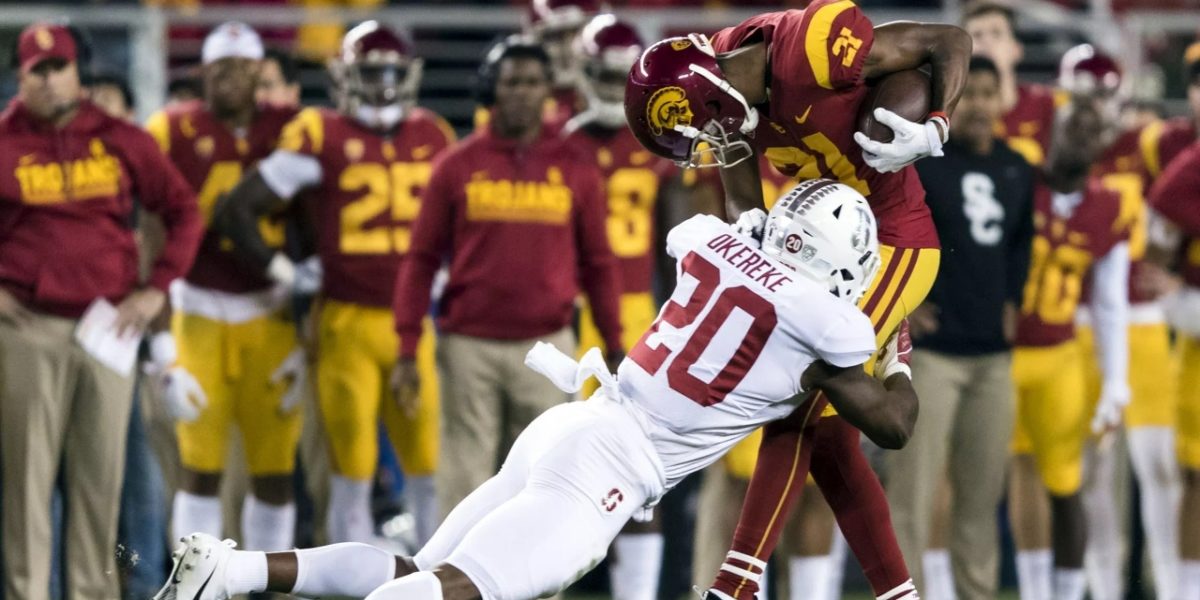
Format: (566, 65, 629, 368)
(435, 329, 574, 519)
(1, 313, 135, 600)
(884, 349, 1014, 600)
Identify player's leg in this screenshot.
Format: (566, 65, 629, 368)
(883, 349, 966, 594)
(607, 291, 666, 600)
(316, 300, 386, 543)
(1009, 347, 1053, 600)
(236, 314, 303, 551)
(948, 352, 1014, 600)
(1177, 335, 1200, 599)
(172, 311, 235, 540)
(1123, 322, 1181, 600)
(384, 316, 442, 546)
(1022, 342, 1091, 600)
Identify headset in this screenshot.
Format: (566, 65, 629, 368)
(473, 34, 553, 107)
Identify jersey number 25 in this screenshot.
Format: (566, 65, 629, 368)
(629, 252, 777, 407)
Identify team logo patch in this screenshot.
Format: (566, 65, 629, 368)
(345, 139, 365, 162)
(601, 488, 624, 512)
(785, 233, 804, 253)
(195, 136, 214, 159)
(670, 39, 692, 51)
(35, 27, 54, 51)
(646, 86, 693, 136)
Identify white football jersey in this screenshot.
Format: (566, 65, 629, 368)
(616, 215, 876, 489)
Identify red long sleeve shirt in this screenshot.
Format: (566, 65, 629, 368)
(0, 100, 202, 318)
(393, 125, 622, 358)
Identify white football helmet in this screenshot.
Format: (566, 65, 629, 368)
(761, 179, 881, 305)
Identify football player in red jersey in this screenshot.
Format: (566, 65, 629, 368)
(144, 22, 307, 554)
(213, 21, 455, 549)
(625, 4, 971, 599)
(962, 1, 1057, 165)
(525, 0, 601, 127)
(1137, 40, 1200, 600)
(1059, 45, 1184, 600)
(563, 15, 674, 600)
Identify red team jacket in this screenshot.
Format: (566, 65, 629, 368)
(0, 100, 202, 317)
(710, 2, 938, 249)
(393, 126, 623, 357)
(1016, 175, 1128, 347)
(277, 107, 456, 307)
(147, 100, 297, 294)
(563, 123, 675, 295)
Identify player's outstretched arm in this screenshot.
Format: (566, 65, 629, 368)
(865, 22, 972, 120)
(212, 170, 289, 274)
(802, 362, 917, 450)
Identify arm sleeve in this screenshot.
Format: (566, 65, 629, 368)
(1006, 170, 1036, 304)
(814, 307, 876, 368)
(126, 130, 203, 292)
(1089, 241, 1130, 387)
(1148, 145, 1200, 236)
(394, 156, 456, 359)
(797, 0, 875, 90)
(575, 166, 624, 354)
(258, 150, 323, 200)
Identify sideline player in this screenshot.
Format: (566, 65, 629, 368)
(1006, 93, 1132, 600)
(563, 14, 675, 600)
(215, 21, 455, 546)
(624, 4, 970, 598)
(154, 179, 920, 600)
(144, 22, 307, 552)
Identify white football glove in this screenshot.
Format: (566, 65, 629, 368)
(1091, 379, 1131, 435)
(874, 319, 913, 381)
(853, 108, 948, 173)
(271, 347, 308, 415)
(267, 253, 323, 296)
(160, 366, 207, 423)
(733, 208, 768, 244)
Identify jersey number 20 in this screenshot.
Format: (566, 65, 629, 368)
(629, 252, 777, 407)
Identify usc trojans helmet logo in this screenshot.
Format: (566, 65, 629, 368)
(670, 39, 692, 51)
(646, 86, 693, 136)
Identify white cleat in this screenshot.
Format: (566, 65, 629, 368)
(152, 533, 235, 600)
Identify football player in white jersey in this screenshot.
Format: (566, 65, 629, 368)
(153, 178, 919, 600)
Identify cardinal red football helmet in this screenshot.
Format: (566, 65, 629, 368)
(574, 15, 643, 128)
(1058, 44, 1121, 97)
(331, 20, 422, 129)
(625, 34, 759, 168)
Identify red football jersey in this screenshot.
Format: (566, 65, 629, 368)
(1087, 126, 1155, 304)
(1149, 141, 1200, 287)
(1017, 176, 1128, 347)
(997, 83, 1057, 167)
(563, 124, 676, 294)
(146, 100, 296, 294)
(710, 2, 938, 249)
(277, 107, 456, 307)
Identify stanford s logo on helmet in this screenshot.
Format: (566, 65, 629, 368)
(625, 34, 759, 169)
(331, 20, 423, 130)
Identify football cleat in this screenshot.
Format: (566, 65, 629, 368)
(152, 533, 236, 600)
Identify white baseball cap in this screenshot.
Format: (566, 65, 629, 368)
(202, 22, 264, 65)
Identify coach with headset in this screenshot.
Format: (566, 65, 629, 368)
(392, 37, 623, 516)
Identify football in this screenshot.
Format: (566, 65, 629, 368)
(856, 69, 933, 143)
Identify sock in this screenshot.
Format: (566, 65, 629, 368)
(241, 496, 296, 551)
(1082, 445, 1123, 600)
(328, 474, 374, 543)
(609, 532, 663, 600)
(1128, 427, 1181, 600)
(172, 491, 222, 541)
(292, 543, 397, 597)
(788, 555, 832, 600)
(922, 549, 955, 600)
(756, 565, 768, 600)
(826, 529, 847, 600)
(403, 475, 439, 547)
(363, 570, 443, 600)
(1015, 550, 1052, 600)
(1180, 560, 1200, 600)
(1052, 568, 1086, 600)
(223, 550, 268, 595)
(876, 578, 918, 600)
